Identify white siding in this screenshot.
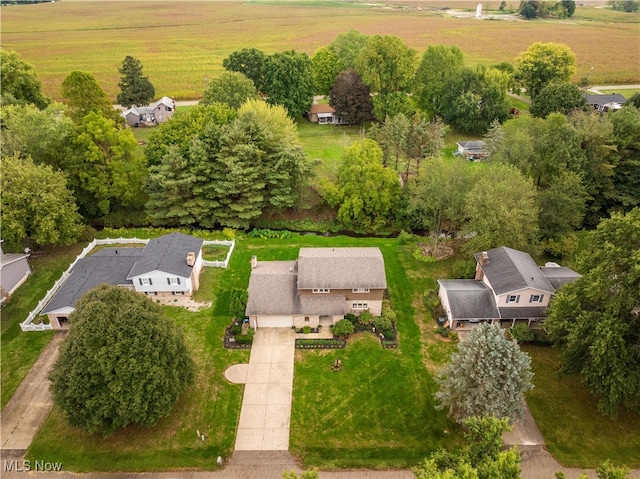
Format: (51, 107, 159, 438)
(496, 287, 551, 307)
(131, 270, 192, 295)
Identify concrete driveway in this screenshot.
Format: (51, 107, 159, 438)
(226, 328, 296, 451)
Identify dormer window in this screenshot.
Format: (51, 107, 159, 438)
(312, 288, 330, 293)
(352, 288, 370, 293)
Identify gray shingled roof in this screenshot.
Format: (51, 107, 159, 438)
(297, 247, 386, 290)
(474, 247, 554, 295)
(42, 248, 142, 314)
(582, 93, 627, 106)
(438, 280, 499, 319)
(539, 266, 581, 290)
(127, 232, 203, 278)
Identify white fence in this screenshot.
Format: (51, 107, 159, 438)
(20, 237, 235, 332)
(202, 239, 235, 268)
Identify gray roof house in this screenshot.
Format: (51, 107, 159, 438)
(0, 240, 31, 304)
(42, 233, 204, 329)
(456, 141, 489, 161)
(246, 247, 387, 329)
(438, 246, 580, 334)
(121, 96, 175, 127)
(582, 93, 627, 113)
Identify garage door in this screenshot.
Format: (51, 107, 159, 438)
(257, 315, 294, 328)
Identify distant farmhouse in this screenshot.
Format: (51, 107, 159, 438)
(41, 233, 203, 329)
(246, 247, 386, 329)
(121, 96, 175, 127)
(456, 141, 489, 161)
(0, 240, 31, 304)
(307, 104, 349, 125)
(582, 93, 627, 113)
(438, 246, 580, 333)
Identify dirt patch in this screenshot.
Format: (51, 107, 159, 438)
(417, 243, 455, 261)
(153, 296, 212, 312)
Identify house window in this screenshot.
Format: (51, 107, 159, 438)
(304, 316, 310, 322)
(312, 288, 330, 293)
(529, 294, 544, 303)
(140, 277, 152, 286)
(168, 277, 181, 285)
(352, 302, 368, 310)
(352, 288, 370, 293)
(506, 295, 520, 304)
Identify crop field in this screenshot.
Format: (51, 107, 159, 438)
(1, 0, 638, 101)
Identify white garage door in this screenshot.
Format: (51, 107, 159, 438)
(257, 315, 294, 328)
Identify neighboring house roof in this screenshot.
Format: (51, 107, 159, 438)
(155, 96, 175, 109)
(540, 265, 582, 290)
(474, 247, 554, 295)
(308, 104, 336, 115)
(127, 233, 203, 279)
(438, 280, 499, 319)
(457, 141, 488, 154)
(42, 248, 142, 315)
(583, 93, 627, 107)
(297, 247, 387, 290)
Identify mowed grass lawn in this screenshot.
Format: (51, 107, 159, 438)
(524, 345, 640, 468)
(24, 235, 462, 471)
(2, 1, 638, 101)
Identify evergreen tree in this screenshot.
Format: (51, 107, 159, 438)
(117, 55, 156, 108)
(434, 323, 534, 423)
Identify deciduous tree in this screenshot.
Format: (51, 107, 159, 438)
(530, 82, 587, 118)
(463, 162, 540, 254)
(435, 323, 534, 423)
(0, 50, 50, 109)
(311, 47, 344, 96)
(49, 284, 195, 436)
(329, 30, 369, 69)
(117, 55, 156, 108)
(262, 50, 315, 118)
(546, 208, 640, 417)
(201, 71, 258, 109)
(1, 154, 83, 247)
(515, 42, 576, 99)
(61, 71, 120, 124)
(329, 68, 374, 125)
(414, 45, 465, 117)
(223, 48, 267, 93)
(355, 35, 416, 95)
(324, 139, 401, 232)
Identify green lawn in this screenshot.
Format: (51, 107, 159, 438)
(524, 345, 640, 468)
(24, 233, 462, 471)
(598, 88, 640, 99)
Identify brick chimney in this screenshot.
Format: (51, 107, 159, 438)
(251, 256, 257, 269)
(479, 251, 489, 266)
(186, 252, 196, 267)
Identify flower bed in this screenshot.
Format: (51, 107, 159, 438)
(295, 338, 346, 349)
(224, 320, 254, 349)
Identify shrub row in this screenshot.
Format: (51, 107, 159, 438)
(295, 339, 346, 349)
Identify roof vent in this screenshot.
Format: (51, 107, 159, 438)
(186, 252, 196, 267)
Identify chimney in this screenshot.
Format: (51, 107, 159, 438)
(251, 256, 258, 269)
(186, 252, 196, 267)
(480, 251, 489, 266)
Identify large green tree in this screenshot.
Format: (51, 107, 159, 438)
(413, 417, 520, 479)
(311, 46, 344, 96)
(546, 208, 640, 417)
(222, 48, 267, 93)
(1, 154, 83, 247)
(514, 42, 576, 99)
(0, 50, 50, 109)
(68, 112, 145, 218)
(463, 162, 540, 254)
(530, 82, 587, 118)
(49, 284, 195, 436)
(201, 71, 258, 109)
(324, 139, 401, 232)
(413, 45, 465, 117)
(435, 323, 534, 423)
(61, 71, 120, 124)
(355, 35, 416, 95)
(117, 55, 156, 108)
(609, 106, 640, 212)
(329, 68, 374, 125)
(0, 103, 76, 170)
(262, 50, 315, 118)
(329, 30, 369, 69)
